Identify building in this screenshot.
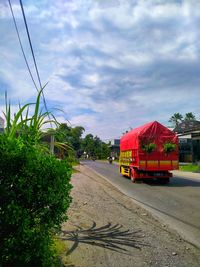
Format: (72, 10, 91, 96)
(173, 120, 200, 163)
(109, 139, 120, 159)
(0, 116, 4, 133)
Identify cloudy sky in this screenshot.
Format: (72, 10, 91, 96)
(0, 0, 200, 140)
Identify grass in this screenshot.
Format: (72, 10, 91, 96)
(72, 168, 79, 173)
(179, 164, 200, 173)
(71, 160, 79, 166)
(52, 238, 72, 267)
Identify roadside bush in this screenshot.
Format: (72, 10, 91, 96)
(141, 142, 157, 153)
(0, 135, 72, 267)
(163, 142, 176, 154)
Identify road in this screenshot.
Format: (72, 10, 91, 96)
(82, 160, 200, 248)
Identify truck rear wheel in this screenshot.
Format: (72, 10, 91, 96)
(131, 176, 137, 183)
(130, 169, 137, 183)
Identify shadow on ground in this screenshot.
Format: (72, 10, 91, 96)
(60, 222, 148, 256)
(143, 177, 200, 187)
(120, 175, 200, 187)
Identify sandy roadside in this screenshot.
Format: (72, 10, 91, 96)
(61, 164, 200, 267)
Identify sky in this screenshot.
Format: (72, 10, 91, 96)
(0, 0, 200, 141)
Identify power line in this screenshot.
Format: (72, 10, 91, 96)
(8, 0, 39, 92)
(9, 0, 72, 131)
(18, 0, 50, 117)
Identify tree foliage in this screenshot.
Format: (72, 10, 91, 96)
(1, 89, 72, 266)
(54, 126, 110, 160)
(168, 113, 183, 127)
(169, 112, 197, 127)
(81, 134, 110, 159)
(184, 112, 196, 121)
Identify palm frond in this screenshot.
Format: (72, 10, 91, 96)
(54, 141, 73, 151)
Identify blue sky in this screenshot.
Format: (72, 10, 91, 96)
(0, 0, 200, 140)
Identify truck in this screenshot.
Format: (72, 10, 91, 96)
(119, 121, 179, 183)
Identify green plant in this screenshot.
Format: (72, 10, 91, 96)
(163, 142, 176, 153)
(0, 135, 72, 266)
(3, 87, 60, 149)
(3, 88, 74, 158)
(4, 87, 47, 138)
(141, 143, 157, 153)
(51, 238, 70, 267)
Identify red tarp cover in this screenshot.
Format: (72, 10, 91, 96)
(120, 121, 178, 151)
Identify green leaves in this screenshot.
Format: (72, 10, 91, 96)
(0, 134, 72, 266)
(169, 112, 196, 127)
(163, 142, 176, 154)
(1, 87, 73, 266)
(168, 112, 183, 127)
(141, 141, 176, 154)
(3, 86, 59, 148)
(141, 142, 157, 153)
(81, 134, 110, 159)
(184, 112, 196, 121)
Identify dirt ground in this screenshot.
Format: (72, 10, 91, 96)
(61, 164, 200, 267)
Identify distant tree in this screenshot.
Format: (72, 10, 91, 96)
(81, 134, 110, 159)
(54, 124, 84, 148)
(81, 134, 95, 157)
(50, 124, 110, 160)
(52, 123, 84, 159)
(70, 126, 85, 151)
(184, 112, 196, 121)
(101, 142, 110, 159)
(169, 113, 183, 127)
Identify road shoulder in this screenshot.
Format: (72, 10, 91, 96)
(61, 165, 200, 267)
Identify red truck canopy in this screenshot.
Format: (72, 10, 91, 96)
(120, 121, 178, 151)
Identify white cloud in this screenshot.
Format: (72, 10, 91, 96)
(1, 0, 200, 139)
(0, 60, 36, 101)
(82, 73, 100, 85)
(121, 53, 153, 65)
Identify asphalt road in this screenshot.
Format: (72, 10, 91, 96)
(82, 160, 200, 248)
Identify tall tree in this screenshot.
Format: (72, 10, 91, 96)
(184, 112, 196, 121)
(169, 113, 183, 127)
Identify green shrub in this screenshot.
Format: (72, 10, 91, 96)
(141, 143, 157, 153)
(163, 142, 176, 153)
(0, 135, 72, 267)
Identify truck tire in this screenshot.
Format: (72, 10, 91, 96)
(130, 169, 137, 183)
(131, 176, 137, 183)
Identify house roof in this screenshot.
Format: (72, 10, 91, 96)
(173, 120, 200, 134)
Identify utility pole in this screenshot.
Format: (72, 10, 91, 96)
(50, 134, 54, 155)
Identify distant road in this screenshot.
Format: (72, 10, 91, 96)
(82, 160, 200, 248)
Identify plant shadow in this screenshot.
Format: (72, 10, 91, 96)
(60, 222, 149, 256)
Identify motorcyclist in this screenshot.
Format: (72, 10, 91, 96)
(108, 156, 113, 164)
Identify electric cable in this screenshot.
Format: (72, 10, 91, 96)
(18, 0, 50, 117)
(8, 0, 39, 92)
(9, 0, 71, 130)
